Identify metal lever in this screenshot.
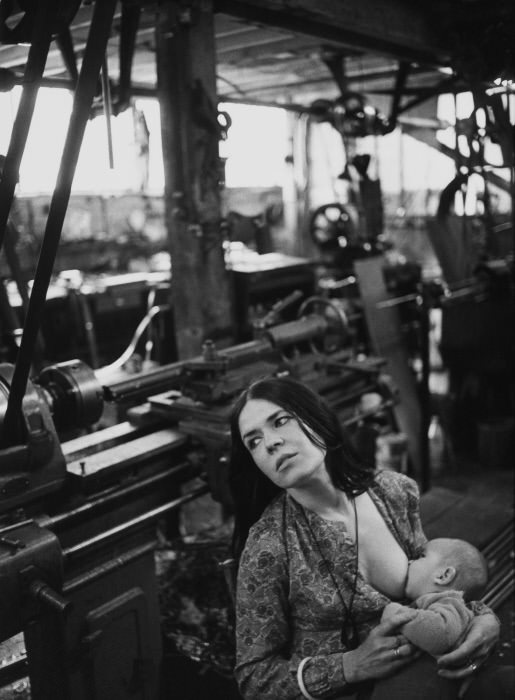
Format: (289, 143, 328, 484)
(28, 579, 72, 615)
(254, 289, 304, 330)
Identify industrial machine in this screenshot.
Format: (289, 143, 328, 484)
(0, 296, 400, 699)
(0, 5, 404, 693)
(0, 2, 511, 696)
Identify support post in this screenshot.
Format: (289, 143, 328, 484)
(156, 0, 233, 358)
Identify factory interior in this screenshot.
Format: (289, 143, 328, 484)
(0, 0, 513, 698)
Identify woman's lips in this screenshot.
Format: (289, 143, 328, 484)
(276, 453, 297, 470)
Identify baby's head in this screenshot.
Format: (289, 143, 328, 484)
(405, 538, 488, 602)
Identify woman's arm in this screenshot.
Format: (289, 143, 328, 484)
(437, 610, 500, 679)
(235, 526, 419, 699)
(401, 474, 501, 677)
(234, 528, 349, 699)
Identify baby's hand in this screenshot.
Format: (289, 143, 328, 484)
(381, 602, 416, 623)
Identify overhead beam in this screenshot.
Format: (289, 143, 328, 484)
(214, 0, 448, 65)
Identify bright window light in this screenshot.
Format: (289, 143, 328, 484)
(0, 87, 163, 195)
(1, 89, 288, 194)
(219, 102, 288, 187)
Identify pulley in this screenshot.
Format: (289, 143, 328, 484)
(297, 296, 350, 353)
(37, 359, 104, 432)
(309, 202, 357, 251)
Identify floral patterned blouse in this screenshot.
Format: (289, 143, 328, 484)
(234, 470, 428, 700)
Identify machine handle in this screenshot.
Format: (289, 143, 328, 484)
(28, 579, 72, 615)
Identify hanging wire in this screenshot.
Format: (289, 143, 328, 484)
(95, 304, 169, 379)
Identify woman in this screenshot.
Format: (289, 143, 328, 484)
(229, 376, 507, 700)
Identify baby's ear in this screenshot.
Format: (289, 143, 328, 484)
(434, 565, 457, 586)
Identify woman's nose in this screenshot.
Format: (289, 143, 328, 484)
(265, 434, 284, 453)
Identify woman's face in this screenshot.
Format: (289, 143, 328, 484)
(238, 398, 327, 489)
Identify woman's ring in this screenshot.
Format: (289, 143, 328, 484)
(394, 648, 402, 659)
(469, 662, 478, 672)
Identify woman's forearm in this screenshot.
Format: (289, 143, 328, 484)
(235, 651, 349, 700)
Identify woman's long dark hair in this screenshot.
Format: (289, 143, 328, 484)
(229, 375, 375, 559)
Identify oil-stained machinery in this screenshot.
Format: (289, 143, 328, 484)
(0, 297, 400, 699)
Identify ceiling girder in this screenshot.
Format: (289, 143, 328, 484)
(214, 0, 448, 65)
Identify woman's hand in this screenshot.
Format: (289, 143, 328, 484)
(343, 610, 419, 683)
(437, 612, 500, 680)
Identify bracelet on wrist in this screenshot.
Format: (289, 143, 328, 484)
(297, 657, 317, 700)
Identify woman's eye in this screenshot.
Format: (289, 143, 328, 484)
(247, 437, 261, 451)
(275, 414, 291, 427)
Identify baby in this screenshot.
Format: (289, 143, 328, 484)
(381, 537, 489, 657)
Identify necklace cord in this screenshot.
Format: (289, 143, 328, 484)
(301, 497, 359, 649)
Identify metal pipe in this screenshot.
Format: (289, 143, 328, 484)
(0, 655, 28, 689)
(47, 461, 193, 530)
(101, 360, 185, 402)
(265, 315, 328, 347)
(419, 290, 431, 493)
(482, 525, 513, 557)
(62, 483, 209, 559)
(101, 56, 114, 168)
(483, 570, 515, 610)
(64, 541, 157, 594)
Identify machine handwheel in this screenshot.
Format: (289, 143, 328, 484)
(309, 202, 357, 249)
(297, 296, 350, 353)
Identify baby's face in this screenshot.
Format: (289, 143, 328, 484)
(405, 541, 446, 599)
